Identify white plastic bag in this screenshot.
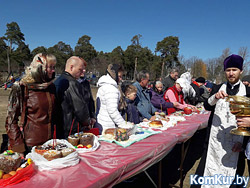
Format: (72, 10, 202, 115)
(76, 135, 100, 154)
(26, 139, 79, 171)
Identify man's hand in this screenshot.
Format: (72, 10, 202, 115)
(155, 112, 159, 115)
(232, 142, 242, 152)
(236, 117, 250, 127)
(215, 90, 228, 99)
(90, 118, 96, 127)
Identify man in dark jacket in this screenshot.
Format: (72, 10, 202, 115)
(54, 56, 90, 139)
(162, 67, 179, 91)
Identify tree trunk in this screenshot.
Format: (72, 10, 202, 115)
(161, 59, 165, 79)
(133, 57, 138, 82)
(7, 46, 11, 74)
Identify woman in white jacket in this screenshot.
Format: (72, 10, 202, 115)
(95, 64, 125, 134)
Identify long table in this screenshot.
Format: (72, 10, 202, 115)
(8, 113, 210, 188)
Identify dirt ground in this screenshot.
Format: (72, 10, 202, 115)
(0, 88, 9, 145)
(0, 87, 249, 188)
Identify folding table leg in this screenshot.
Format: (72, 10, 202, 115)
(158, 160, 162, 188)
(169, 140, 191, 188)
(144, 170, 158, 188)
(179, 140, 191, 188)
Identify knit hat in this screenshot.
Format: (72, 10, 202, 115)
(107, 64, 121, 83)
(205, 82, 213, 89)
(195, 77, 206, 84)
(224, 54, 243, 71)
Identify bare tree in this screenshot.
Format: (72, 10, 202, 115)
(238, 46, 249, 60)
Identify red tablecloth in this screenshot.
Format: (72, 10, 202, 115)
(6, 113, 210, 188)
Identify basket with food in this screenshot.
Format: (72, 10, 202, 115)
(26, 139, 79, 171)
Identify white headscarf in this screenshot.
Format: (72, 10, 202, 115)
(180, 72, 192, 84)
(176, 76, 196, 98)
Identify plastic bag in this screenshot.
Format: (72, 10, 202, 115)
(76, 135, 100, 154)
(26, 139, 79, 171)
(0, 164, 35, 187)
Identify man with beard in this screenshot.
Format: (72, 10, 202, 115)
(192, 54, 250, 188)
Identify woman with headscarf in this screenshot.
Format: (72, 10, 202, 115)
(180, 72, 197, 104)
(150, 81, 177, 115)
(163, 78, 196, 114)
(95, 64, 126, 134)
(5, 53, 57, 155)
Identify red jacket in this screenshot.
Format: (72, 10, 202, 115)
(164, 85, 184, 114)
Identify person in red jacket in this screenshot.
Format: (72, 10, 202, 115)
(164, 78, 196, 114)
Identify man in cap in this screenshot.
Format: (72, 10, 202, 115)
(242, 75, 250, 87)
(189, 76, 206, 105)
(193, 54, 250, 188)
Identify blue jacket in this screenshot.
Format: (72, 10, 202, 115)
(133, 81, 157, 119)
(121, 98, 141, 124)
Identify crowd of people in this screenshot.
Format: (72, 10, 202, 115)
(3, 53, 250, 187)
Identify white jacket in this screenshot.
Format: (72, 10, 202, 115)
(96, 74, 125, 130)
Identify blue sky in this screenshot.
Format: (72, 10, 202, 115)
(1, 0, 250, 61)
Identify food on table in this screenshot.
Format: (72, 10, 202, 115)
(103, 128, 116, 139)
(119, 122, 134, 129)
(0, 151, 22, 173)
(68, 135, 80, 146)
(80, 133, 94, 146)
(42, 150, 62, 161)
(149, 120, 163, 128)
(34, 141, 76, 161)
(184, 107, 192, 115)
(119, 122, 137, 136)
(2, 174, 12, 179)
(115, 128, 129, 141)
(86, 144, 92, 148)
(9, 171, 16, 176)
(35, 145, 49, 155)
(0, 170, 3, 179)
(0, 157, 33, 180)
(161, 117, 170, 122)
(16, 167, 23, 171)
(76, 144, 85, 148)
(159, 112, 166, 118)
(61, 148, 75, 157)
(54, 143, 68, 151)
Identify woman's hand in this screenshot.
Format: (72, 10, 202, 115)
(236, 117, 250, 127)
(188, 105, 197, 111)
(173, 102, 180, 108)
(149, 116, 156, 121)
